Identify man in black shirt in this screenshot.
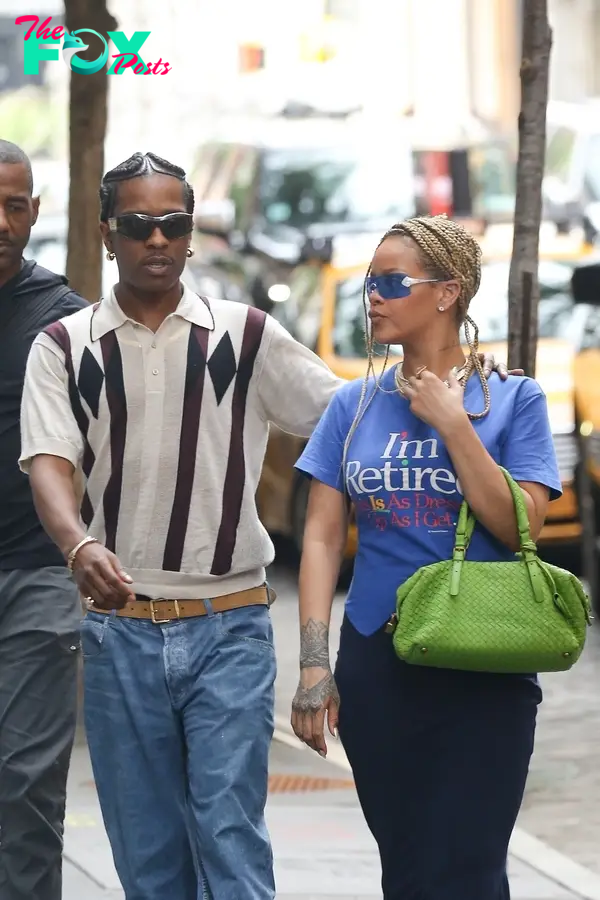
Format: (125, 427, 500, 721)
(0, 140, 87, 900)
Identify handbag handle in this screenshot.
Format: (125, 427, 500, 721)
(453, 467, 533, 553)
(450, 467, 544, 598)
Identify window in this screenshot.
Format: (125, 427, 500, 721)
(191, 143, 230, 202)
(581, 306, 600, 351)
(469, 141, 516, 218)
(468, 261, 577, 344)
(227, 146, 258, 230)
(274, 265, 322, 349)
(545, 127, 577, 186)
(332, 274, 369, 358)
(584, 133, 600, 201)
(332, 261, 579, 359)
(259, 145, 413, 231)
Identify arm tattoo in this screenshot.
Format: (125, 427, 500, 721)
(299, 618, 330, 669)
(292, 671, 340, 713)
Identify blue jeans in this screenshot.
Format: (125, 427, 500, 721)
(81, 601, 277, 900)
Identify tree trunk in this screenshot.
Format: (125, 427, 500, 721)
(64, 0, 117, 301)
(507, 0, 552, 376)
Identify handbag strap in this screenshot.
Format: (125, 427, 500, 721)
(450, 467, 549, 601)
(453, 467, 533, 554)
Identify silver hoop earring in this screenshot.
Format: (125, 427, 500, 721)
(106, 251, 115, 261)
(186, 247, 195, 258)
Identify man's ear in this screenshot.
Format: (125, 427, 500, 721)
(99, 220, 112, 253)
(31, 195, 40, 226)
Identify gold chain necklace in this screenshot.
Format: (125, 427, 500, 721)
(394, 361, 471, 395)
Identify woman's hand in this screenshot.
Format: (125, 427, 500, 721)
(291, 665, 340, 758)
(403, 369, 468, 438)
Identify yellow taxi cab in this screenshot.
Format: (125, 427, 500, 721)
(569, 260, 600, 608)
(257, 233, 599, 568)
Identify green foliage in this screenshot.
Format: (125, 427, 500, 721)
(0, 87, 67, 157)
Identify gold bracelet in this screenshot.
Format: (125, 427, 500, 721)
(67, 536, 98, 572)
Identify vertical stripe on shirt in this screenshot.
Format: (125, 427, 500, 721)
(162, 325, 210, 572)
(44, 321, 96, 524)
(100, 331, 127, 553)
(211, 306, 266, 576)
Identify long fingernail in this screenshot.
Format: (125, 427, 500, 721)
(318, 750, 326, 758)
(334, 728, 339, 739)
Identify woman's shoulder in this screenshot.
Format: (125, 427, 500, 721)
(486, 372, 546, 403)
(333, 374, 379, 407)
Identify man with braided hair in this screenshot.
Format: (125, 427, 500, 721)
(20, 166, 516, 900)
(293, 214, 560, 899)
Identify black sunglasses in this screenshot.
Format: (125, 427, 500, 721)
(366, 273, 441, 300)
(108, 212, 194, 241)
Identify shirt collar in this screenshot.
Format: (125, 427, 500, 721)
(90, 281, 215, 341)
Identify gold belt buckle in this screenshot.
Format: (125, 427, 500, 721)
(150, 599, 180, 624)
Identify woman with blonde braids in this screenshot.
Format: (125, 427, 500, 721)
(291, 215, 561, 899)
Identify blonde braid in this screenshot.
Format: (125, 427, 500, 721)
(391, 215, 489, 420)
(342, 215, 489, 485)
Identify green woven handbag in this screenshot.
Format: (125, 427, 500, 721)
(390, 467, 592, 674)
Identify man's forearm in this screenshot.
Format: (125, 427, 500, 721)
(30, 455, 86, 557)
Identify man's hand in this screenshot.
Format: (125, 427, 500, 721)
(291, 666, 339, 758)
(480, 352, 525, 381)
(72, 542, 135, 610)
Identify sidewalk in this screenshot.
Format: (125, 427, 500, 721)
(63, 735, 586, 899)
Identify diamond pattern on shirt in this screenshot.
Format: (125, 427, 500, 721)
(77, 346, 105, 418)
(207, 331, 237, 405)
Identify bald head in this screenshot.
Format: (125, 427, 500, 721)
(0, 141, 33, 194)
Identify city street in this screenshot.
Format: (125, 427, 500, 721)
(62, 558, 600, 899)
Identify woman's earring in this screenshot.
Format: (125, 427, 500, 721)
(438, 306, 445, 312)
(106, 251, 115, 261)
(186, 247, 195, 258)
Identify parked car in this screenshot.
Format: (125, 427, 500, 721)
(570, 260, 600, 611)
(189, 116, 416, 310)
(542, 100, 600, 233)
(257, 245, 600, 568)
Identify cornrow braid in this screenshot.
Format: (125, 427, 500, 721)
(99, 151, 195, 222)
(342, 214, 489, 483)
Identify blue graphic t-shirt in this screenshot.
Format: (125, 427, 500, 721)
(295, 368, 562, 636)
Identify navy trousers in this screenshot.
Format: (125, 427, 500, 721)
(335, 615, 541, 900)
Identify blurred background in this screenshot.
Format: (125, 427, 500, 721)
(3, 0, 600, 607)
(3, 0, 600, 613)
(5, 3, 600, 894)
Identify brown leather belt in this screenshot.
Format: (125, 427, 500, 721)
(88, 584, 275, 624)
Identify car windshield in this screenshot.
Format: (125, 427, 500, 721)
(333, 260, 577, 358)
(260, 145, 413, 230)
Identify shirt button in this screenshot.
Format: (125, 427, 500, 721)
(152, 368, 159, 375)
(151, 342, 157, 349)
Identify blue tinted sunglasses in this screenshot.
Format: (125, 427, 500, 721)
(366, 273, 441, 300)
